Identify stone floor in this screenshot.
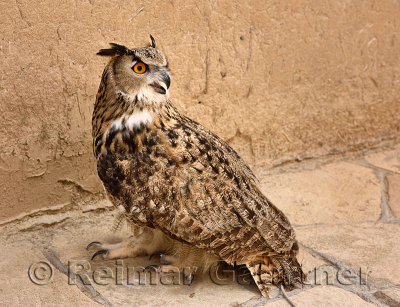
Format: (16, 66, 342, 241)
(1, 144, 400, 306)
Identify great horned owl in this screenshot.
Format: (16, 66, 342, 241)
(88, 36, 303, 296)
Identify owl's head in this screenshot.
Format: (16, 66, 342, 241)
(97, 35, 170, 106)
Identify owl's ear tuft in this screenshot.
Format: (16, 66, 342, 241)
(97, 43, 131, 56)
(149, 35, 156, 48)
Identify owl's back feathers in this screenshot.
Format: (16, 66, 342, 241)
(93, 40, 303, 295)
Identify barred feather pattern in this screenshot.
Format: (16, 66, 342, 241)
(92, 46, 304, 296)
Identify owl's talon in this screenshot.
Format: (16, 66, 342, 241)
(184, 272, 194, 285)
(149, 252, 172, 265)
(149, 251, 162, 260)
(86, 241, 102, 250)
(143, 264, 180, 273)
(91, 249, 108, 260)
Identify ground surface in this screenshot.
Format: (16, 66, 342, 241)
(1, 144, 399, 306)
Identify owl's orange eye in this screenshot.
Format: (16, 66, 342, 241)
(132, 62, 147, 74)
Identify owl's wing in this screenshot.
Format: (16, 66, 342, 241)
(145, 117, 297, 263)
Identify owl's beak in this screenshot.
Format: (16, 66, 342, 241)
(149, 82, 167, 94)
(162, 73, 171, 89)
(149, 72, 170, 95)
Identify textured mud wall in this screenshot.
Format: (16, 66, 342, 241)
(1, 0, 400, 220)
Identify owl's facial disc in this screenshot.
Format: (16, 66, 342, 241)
(129, 57, 170, 96)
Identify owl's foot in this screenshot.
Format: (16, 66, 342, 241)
(149, 252, 173, 265)
(144, 264, 178, 273)
(143, 264, 195, 285)
(145, 252, 175, 272)
(183, 271, 195, 285)
(86, 242, 108, 260)
(86, 228, 163, 260)
(86, 240, 146, 260)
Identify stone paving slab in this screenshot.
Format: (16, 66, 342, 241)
(0, 240, 98, 306)
(297, 223, 400, 285)
(267, 286, 376, 307)
(365, 145, 400, 174)
(382, 288, 400, 303)
(260, 161, 381, 225)
(387, 174, 400, 218)
(0, 210, 258, 307)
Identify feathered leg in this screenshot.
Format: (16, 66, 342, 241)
(86, 227, 170, 260)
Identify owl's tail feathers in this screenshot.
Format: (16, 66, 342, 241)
(246, 253, 304, 298)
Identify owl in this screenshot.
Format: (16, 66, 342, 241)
(88, 35, 303, 297)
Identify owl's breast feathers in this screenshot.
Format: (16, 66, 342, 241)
(93, 101, 299, 264)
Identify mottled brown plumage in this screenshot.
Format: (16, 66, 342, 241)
(90, 37, 303, 296)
